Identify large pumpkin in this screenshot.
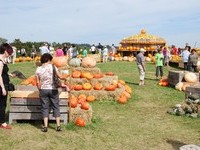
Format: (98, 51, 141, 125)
(83, 83, 92, 90)
(184, 72, 197, 83)
(75, 117, 86, 127)
(81, 57, 96, 68)
(52, 56, 68, 68)
(175, 82, 184, 91)
(68, 58, 81, 67)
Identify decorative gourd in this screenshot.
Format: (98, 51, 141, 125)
(184, 72, 197, 83)
(75, 117, 86, 127)
(52, 56, 67, 68)
(68, 58, 81, 67)
(81, 57, 96, 68)
(175, 82, 183, 91)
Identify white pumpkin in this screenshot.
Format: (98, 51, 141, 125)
(175, 82, 184, 91)
(184, 72, 197, 83)
(81, 57, 96, 68)
(68, 58, 81, 67)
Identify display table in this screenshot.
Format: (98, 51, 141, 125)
(9, 87, 69, 124)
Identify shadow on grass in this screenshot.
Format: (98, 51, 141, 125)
(166, 139, 186, 150)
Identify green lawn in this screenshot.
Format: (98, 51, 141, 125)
(0, 61, 199, 150)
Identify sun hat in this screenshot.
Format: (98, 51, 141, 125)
(140, 48, 146, 52)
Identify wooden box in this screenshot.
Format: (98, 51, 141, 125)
(185, 84, 200, 99)
(167, 70, 185, 87)
(9, 97, 68, 124)
(9, 86, 69, 124)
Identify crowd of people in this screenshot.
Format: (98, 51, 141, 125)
(136, 43, 199, 86)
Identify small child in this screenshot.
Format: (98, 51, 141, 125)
(155, 49, 164, 79)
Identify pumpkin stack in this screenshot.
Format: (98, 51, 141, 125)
(67, 57, 132, 104)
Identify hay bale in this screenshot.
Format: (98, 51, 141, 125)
(71, 104, 93, 123)
(72, 67, 101, 74)
(70, 86, 125, 101)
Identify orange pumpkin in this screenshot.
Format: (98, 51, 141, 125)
(81, 102, 90, 110)
(86, 95, 95, 102)
(105, 84, 116, 91)
(72, 71, 81, 78)
(118, 95, 127, 104)
(125, 85, 132, 93)
(93, 73, 103, 78)
(74, 84, 83, 90)
(52, 56, 68, 68)
(105, 72, 114, 76)
(94, 83, 103, 90)
(78, 94, 87, 104)
(70, 97, 78, 108)
(75, 117, 86, 127)
(118, 80, 126, 85)
(21, 76, 36, 85)
(82, 83, 92, 90)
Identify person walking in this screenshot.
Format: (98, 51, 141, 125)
(0, 43, 13, 129)
(35, 53, 64, 132)
(136, 48, 146, 85)
(155, 49, 164, 79)
(181, 47, 190, 71)
(188, 49, 198, 72)
(102, 45, 108, 63)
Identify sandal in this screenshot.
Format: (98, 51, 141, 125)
(0, 124, 12, 129)
(56, 126, 62, 132)
(41, 127, 48, 132)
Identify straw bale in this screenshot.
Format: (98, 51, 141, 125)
(71, 104, 93, 123)
(71, 67, 102, 74)
(68, 75, 118, 86)
(70, 86, 125, 101)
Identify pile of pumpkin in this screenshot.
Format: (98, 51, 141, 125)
(145, 53, 156, 63)
(14, 56, 41, 62)
(170, 55, 182, 63)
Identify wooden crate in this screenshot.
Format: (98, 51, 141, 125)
(9, 86, 69, 124)
(167, 70, 185, 87)
(168, 70, 200, 87)
(9, 97, 68, 124)
(185, 84, 200, 99)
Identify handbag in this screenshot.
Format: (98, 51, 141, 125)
(8, 83, 15, 91)
(52, 65, 62, 88)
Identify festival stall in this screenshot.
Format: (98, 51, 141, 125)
(118, 29, 166, 56)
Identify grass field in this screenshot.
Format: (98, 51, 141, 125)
(0, 61, 200, 150)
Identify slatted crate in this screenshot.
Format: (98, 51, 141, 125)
(185, 84, 200, 99)
(167, 70, 185, 87)
(9, 89, 68, 124)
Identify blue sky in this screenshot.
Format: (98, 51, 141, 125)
(1, 0, 200, 48)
